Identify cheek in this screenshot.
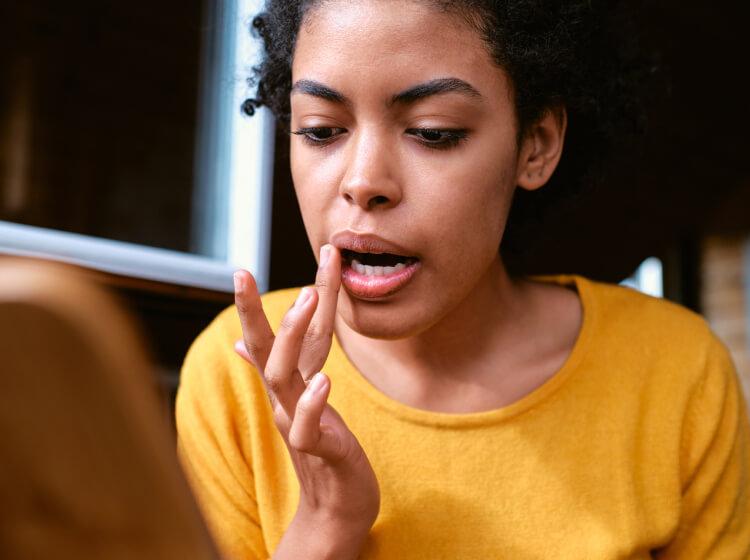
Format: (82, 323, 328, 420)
(291, 148, 339, 237)
(414, 151, 516, 266)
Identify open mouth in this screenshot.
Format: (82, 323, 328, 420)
(341, 249, 418, 277)
(340, 249, 421, 299)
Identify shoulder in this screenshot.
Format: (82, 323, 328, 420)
(565, 277, 744, 471)
(577, 275, 735, 392)
(581, 275, 712, 347)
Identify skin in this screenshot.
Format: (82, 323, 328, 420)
(234, 1, 583, 557)
(234, 254, 378, 559)
(290, 1, 581, 413)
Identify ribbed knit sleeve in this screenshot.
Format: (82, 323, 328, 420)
(654, 334, 750, 559)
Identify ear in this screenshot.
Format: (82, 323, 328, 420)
(516, 105, 567, 191)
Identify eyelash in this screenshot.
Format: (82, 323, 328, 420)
(291, 127, 468, 151)
(407, 128, 469, 150)
(291, 127, 346, 147)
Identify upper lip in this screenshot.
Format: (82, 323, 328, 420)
(330, 230, 418, 258)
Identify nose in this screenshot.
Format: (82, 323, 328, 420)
(339, 130, 402, 211)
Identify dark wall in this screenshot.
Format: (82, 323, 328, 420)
(0, 0, 204, 252)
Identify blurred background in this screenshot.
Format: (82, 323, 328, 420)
(1, 0, 749, 413)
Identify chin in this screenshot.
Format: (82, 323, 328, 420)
(336, 290, 442, 340)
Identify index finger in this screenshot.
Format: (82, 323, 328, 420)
(233, 270, 274, 371)
(299, 244, 341, 377)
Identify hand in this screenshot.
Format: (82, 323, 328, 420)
(233, 245, 380, 559)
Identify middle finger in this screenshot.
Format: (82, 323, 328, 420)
(263, 286, 319, 418)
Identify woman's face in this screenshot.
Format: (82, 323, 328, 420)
(290, 1, 526, 339)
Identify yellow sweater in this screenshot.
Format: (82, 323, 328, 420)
(176, 275, 750, 559)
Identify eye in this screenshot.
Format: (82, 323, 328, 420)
(291, 127, 346, 146)
(406, 128, 468, 150)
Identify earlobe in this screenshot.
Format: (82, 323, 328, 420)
(516, 105, 567, 192)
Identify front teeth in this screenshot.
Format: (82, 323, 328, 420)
(352, 259, 406, 276)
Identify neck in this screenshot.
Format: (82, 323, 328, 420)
(334, 257, 531, 385)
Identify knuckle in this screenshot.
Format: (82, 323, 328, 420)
(243, 340, 265, 364)
(235, 298, 249, 314)
(265, 372, 285, 395)
(325, 433, 352, 464)
(236, 296, 261, 317)
(315, 275, 330, 292)
(302, 325, 321, 344)
(303, 322, 332, 343)
(301, 332, 331, 359)
(289, 426, 316, 453)
(278, 314, 298, 334)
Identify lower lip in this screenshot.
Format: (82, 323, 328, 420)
(341, 260, 420, 299)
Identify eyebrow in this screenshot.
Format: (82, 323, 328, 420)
(291, 80, 349, 106)
(389, 78, 483, 107)
(290, 77, 483, 108)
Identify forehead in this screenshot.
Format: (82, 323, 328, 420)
(292, 0, 508, 102)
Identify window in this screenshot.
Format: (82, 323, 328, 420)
(621, 257, 664, 298)
(0, 0, 274, 292)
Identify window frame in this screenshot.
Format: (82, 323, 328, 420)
(0, 220, 237, 292)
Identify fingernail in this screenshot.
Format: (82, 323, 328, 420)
(295, 287, 312, 307)
(319, 244, 331, 268)
(233, 271, 244, 293)
(306, 372, 326, 394)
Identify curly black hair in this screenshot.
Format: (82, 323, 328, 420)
(242, 0, 651, 269)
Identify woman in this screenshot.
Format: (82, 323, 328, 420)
(176, 1, 750, 558)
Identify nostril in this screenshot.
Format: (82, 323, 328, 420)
(371, 195, 389, 206)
